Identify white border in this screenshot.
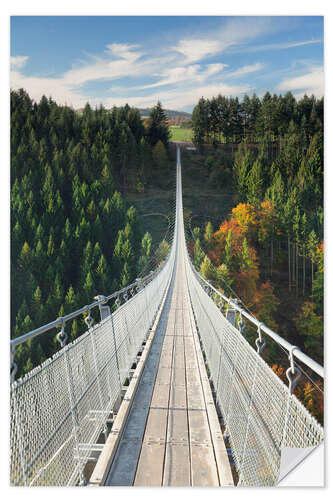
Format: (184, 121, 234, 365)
(1, 2, 331, 499)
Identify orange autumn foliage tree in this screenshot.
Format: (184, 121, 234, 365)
(202, 199, 323, 424)
(213, 217, 247, 265)
(209, 200, 279, 323)
(231, 202, 257, 240)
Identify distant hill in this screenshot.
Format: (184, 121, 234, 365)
(138, 108, 192, 120)
(76, 106, 192, 122)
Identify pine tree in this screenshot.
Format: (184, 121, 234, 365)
(192, 97, 209, 146)
(204, 221, 214, 251)
(233, 143, 253, 202)
(146, 101, 170, 148)
(152, 140, 168, 170)
(32, 286, 43, 326)
(247, 159, 264, 208)
(155, 240, 170, 264)
(65, 285, 76, 314)
(83, 272, 95, 303)
(224, 229, 234, 271)
(193, 239, 205, 269)
(240, 238, 251, 271)
(307, 230, 319, 297)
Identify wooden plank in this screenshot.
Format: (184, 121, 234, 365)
(187, 384, 206, 410)
(155, 366, 172, 384)
(191, 443, 219, 486)
(134, 442, 165, 486)
(163, 443, 191, 486)
(144, 408, 168, 441)
(171, 365, 186, 386)
(150, 381, 170, 408)
(188, 409, 211, 444)
(162, 294, 191, 485)
(182, 299, 221, 487)
(169, 383, 186, 409)
(133, 407, 169, 486)
(173, 350, 185, 368)
(133, 290, 176, 486)
(189, 310, 234, 487)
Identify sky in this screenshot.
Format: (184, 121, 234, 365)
(10, 16, 324, 112)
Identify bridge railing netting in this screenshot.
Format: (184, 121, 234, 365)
(184, 244, 324, 486)
(10, 224, 177, 486)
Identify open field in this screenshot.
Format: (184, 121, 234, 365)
(169, 126, 193, 142)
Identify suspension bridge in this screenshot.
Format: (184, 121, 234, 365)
(10, 147, 324, 487)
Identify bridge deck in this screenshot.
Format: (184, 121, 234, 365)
(101, 232, 233, 486)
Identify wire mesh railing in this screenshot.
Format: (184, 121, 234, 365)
(180, 150, 324, 486)
(183, 261, 324, 485)
(10, 162, 179, 486)
(10, 246, 176, 486)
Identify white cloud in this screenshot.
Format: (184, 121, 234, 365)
(238, 39, 322, 54)
(173, 39, 224, 63)
(141, 63, 227, 90)
(10, 69, 89, 108)
(10, 55, 29, 69)
(225, 62, 264, 79)
(172, 17, 273, 64)
(105, 43, 143, 63)
(277, 66, 324, 98)
(62, 44, 148, 87)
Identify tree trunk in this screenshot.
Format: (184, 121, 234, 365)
(303, 252, 305, 296)
(295, 243, 298, 296)
(288, 235, 291, 292)
(292, 242, 295, 284)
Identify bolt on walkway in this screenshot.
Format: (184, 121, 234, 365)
(96, 223, 233, 486)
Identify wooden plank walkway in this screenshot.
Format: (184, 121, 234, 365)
(101, 232, 233, 487)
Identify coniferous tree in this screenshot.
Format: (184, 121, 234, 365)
(10, 89, 149, 377)
(146, 101, 170, 148)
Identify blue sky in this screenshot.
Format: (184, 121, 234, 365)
(10, 16, 324, 112)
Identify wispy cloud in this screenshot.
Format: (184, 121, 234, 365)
(277, 65, 324, 98)
(62, 44, 150, 87)
(172, 39, 225, 64)
(172, 16, 274, 64)
(10, 55, 29, 69)
(233, 38, 322, 54)
(141, 63, 227, 90)
(225, 62, 264, 79)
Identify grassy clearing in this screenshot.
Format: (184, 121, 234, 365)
(169, 126, 193, 142)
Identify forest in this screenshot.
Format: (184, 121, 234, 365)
(10, 89, 171, 377)
(189, 91, 323, 420)
(10, 88, 324, 420)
